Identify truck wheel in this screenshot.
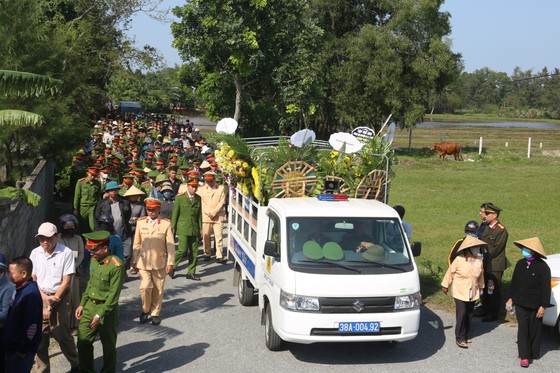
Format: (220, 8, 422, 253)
(236, 267, 255, 306)
(265, 303, 283, 351)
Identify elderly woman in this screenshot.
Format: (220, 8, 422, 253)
(58, 214, 84, 332)
(441, 235, 486, 348)
(505, 237, 551, 368)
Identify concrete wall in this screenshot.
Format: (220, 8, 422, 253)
(0, 159, 54, 260)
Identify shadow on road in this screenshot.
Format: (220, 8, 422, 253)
(288, 306, 445, 364)
(115, 337, 209, 372)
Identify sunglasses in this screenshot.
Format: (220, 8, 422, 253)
(146, 208, 158, 212)
(89, 245, 103, 253)
(483, 210, 496, 215)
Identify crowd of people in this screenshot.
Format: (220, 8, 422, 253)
(0, 114, 229, 372)
(442, 202, 551, 368)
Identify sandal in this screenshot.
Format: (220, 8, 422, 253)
(456, 341, 468, 349)
(520, 359, 529, 368)
(466, 338, 473, 343)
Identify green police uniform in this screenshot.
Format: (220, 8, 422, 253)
(74, 176, 102, 232)
(77, 231, 125, 373)
(171, 192, 202, 275)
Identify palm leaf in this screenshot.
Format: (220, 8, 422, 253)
(0, 110, 44, 127)
(0, 70, 60, 97)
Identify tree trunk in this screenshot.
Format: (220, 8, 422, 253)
(233, 78, 242, 122)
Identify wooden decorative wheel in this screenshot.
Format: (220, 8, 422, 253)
(354, 170, 389, 202)
(270, 161, 317, 198)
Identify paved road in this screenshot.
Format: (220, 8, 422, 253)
(48, 250, 560, 373)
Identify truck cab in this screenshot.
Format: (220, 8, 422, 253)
(229, 191, 421, 350)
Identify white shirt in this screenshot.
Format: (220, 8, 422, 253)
(30, 242, 75, 294)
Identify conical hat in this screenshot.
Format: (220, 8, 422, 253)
(123, 185, 145, 197)
(457, 235, 487, 253)
(514, 237, 547, 258)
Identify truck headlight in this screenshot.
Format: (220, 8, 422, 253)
(394, 292, 421, 311)
(280, 290, 320, 311)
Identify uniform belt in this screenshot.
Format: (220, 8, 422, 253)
(90, 299, 106, 305)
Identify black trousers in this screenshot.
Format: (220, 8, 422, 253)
(482, 271, 502, 318)
(516, 305, 543, 359)
(455, 298, 475, 342)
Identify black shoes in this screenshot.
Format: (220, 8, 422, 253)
(481, 316, 498, 322)
(140, 312, 151, 324)
(216, 257, 228, 264)
(186, 273, 201, 281)
(151, 316, 161, 325)
(203, 256, 211, 262)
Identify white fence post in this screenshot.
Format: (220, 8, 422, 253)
(527, 137, 532, 158)
(479, 137, 483, 155)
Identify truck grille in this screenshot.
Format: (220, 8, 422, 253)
(318, 296, 395, 314)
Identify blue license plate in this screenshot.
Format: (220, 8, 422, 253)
(338, 321, 380, 333)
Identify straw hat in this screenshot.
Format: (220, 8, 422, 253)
(123, 185, 145, 197)
(456, 235, 487, 254)
(514, 237, 547, 258)
(362, 244, 387, 262)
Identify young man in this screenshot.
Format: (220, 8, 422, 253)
(6, 257, 42, 373)
(197, 171, 227, 263)
(132, 198, 175, 325)
(76, 231, 125, 373)
(172, 178, 203, 280)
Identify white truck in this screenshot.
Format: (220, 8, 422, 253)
(228, 188, 422, 350)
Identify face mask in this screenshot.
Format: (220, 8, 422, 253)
(62, 228, 76, 237)
(522, 248, 533, 259)
(163, 191, 174, 200)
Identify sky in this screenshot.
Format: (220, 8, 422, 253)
(128, 0, 560, 74)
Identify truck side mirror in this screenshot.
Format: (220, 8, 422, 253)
(264, 240, 279, 259)
(411, 242, 421, 257)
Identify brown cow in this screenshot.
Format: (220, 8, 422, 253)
(432, 142, 463, 160)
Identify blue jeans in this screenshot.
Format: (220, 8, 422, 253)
(6, 351, 36, 373)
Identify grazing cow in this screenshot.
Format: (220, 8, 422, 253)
(432, 142, 463, 160)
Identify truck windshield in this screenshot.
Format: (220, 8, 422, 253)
(286, 217, 413, 274)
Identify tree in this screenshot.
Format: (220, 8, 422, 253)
(172, 0, 323, 135)
(315, 0, 459, 133)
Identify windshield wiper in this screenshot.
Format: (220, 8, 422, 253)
(346, 260, 407, 272)
(300, 259, 361, 273)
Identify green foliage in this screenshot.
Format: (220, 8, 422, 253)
(0, 70, 60, 97)
(0, 110, 43, 127)
(172, 0, 324, 135)
(54, 164, 72, 199)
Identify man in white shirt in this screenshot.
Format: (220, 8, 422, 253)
(30, 222, 79, 373)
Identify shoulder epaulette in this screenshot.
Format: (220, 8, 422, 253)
(111, 257, 121, 267)
(162, 218, 170, 221)
(138, 216, 147, 219)
(498, 223, 504, 229)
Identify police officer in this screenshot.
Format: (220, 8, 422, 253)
(479, 202, 509, 322)
(132, 198, 175, 325)
(172, 178, 202, 280)
(73, 166, 102, 233)
(76, 231, 125, 373)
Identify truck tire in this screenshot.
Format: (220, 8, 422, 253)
(265, 303, 283, 351)
(236, 266, 255, 306)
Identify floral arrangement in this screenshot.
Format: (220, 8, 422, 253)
(210, 130, 395, 205)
